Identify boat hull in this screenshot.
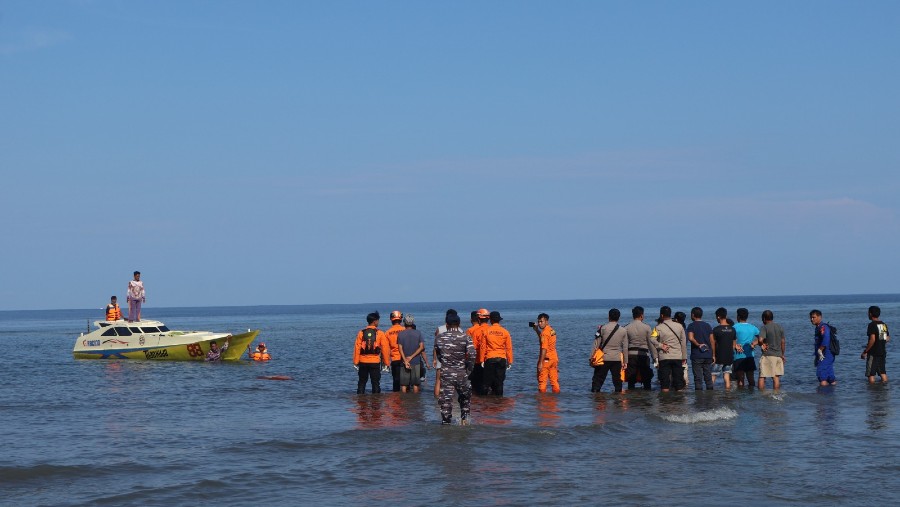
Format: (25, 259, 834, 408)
(73, 329, 259, 361)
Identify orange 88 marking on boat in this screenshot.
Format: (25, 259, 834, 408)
(186, 343, 204, 357)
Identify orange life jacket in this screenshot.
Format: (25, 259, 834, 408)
(106, 303, 122, 321)
(252, 351, 271, 361)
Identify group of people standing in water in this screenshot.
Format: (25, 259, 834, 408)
(353, 304, 892, 424)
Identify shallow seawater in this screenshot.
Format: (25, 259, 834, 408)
(2, 296, 900, 506)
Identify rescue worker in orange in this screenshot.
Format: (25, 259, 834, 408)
(353, 311, 391, 394)
(385, 310, 406, 392)
(466, 310, 487, 394)
(467, 309, 488, 395)
(250, 343, 271, 361)
(481, 311, 514, 396)
(105, 296, 123, 321)
(532, 313, 560, 393)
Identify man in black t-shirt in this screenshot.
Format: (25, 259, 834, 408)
(710, 307, 737, 389)
(861, 305, 890, 384)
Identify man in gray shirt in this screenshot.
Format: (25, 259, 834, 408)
(653, 306, 687, 392)
(625, 306, 657, 390)
(591, 308, 628, 393)
(757, 309, 786, 390)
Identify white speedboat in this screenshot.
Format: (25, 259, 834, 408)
(73, 319, 259, 361)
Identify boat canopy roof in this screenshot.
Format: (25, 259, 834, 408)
(95, 319, 166, 328)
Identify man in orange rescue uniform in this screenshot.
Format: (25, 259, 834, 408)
(532, 312, 560, 393)
(353, 311, 391, 394)
(481, 311, 514, 396)
(385, 310, 406, 392)
(467, 309, 489, 395)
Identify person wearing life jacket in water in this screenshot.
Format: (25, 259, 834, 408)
(105, 296, 123, 321)
(353, 311, 391, 394)
(249, 343, 271, 361)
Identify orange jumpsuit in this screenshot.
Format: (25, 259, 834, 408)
(537, 325, 560, 393)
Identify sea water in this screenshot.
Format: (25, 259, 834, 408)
(2, 295, 900, 506)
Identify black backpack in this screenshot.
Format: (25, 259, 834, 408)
(827, 323, 840, 356)
(360, 328, 380, 354)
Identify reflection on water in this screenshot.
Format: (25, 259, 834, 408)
(866, 384, 891, 431)
(473, 396, 516, 425)
(535, 393, 560, 427)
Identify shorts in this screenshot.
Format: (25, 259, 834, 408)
(712, 363, 733, 375)
(866, 355, 887, 376)
(732, 357, 757, 372)
(399, 364, 421, 387)
(759, 356, 784, 378)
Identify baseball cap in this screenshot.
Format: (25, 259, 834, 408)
(403, 314, 415, 326)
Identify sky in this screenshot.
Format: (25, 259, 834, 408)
(2, 1, 899, 311)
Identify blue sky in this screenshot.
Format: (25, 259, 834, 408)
(2, 1, 899, 311)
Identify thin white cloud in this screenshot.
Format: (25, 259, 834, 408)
(0, 28, 70, 55)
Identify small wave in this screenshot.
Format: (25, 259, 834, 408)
(661, 407, 738, 424)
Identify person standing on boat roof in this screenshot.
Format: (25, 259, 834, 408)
(206, 339, 229, 362)
(105, 296, 123, 321)
(126, 271, 145, 322)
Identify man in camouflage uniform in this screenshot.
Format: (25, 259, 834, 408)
(434, 312, 476, 425)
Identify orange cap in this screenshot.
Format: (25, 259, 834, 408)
(477, 308, 489, 319)
(390, 311, 403, 321)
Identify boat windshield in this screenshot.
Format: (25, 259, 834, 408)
(158, 325, 170, 332)
(101, 327, 133, 337)
(141, 327, 160, 333)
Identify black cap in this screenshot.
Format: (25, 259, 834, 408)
(489, 311, 502, 321)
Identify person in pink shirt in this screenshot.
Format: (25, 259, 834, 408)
(126, 271, 145, 322)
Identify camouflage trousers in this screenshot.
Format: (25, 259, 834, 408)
(439, 368, 472, 424)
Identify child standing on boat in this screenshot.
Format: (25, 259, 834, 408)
(126, 271, 145, 322)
